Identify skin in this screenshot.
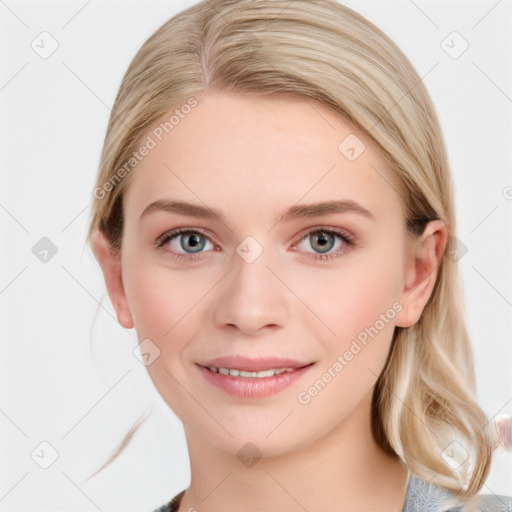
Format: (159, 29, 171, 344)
(94, 90, 447, 511)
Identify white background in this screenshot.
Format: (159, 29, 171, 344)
(0, 0, 511, 510)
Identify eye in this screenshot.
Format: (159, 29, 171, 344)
(154, 228, 215, 260)
(154, 226, 355, 262)
(293, 227, 355, 261)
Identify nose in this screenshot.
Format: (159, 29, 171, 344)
(212, 246, 289, 335)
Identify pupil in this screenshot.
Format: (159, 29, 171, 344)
(183, 234, 204, 252)
(313, 232, 333, 253)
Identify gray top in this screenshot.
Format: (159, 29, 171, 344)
(153, 474, 512, 511)
(400, 474, 512, 511)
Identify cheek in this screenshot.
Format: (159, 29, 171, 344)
(299, 253, 401, 338)
(122, 254, 204, 347)
(293, 259, 401, 419)
(294, 250, 403, 398)
(122, 260, 205, 407)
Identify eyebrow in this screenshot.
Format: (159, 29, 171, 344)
(139, 199, 375, 224)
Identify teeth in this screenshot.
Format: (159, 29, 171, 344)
(206, 366, 295, 378)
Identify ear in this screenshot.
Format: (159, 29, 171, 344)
(92, 230, 134, 329)
(395, 220, 448, 328)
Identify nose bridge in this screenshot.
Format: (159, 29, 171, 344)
(212, 235, 289, 333)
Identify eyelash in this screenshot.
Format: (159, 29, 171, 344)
(154, 226, 356, 262)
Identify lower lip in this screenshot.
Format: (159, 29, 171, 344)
(197, 364, 313, 399)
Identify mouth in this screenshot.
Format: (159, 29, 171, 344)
(195, 356, 314, 399)
(203, 366, 298, 378)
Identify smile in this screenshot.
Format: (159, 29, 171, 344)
(205, 366, 296, 378)
(196, 360, 314, 399)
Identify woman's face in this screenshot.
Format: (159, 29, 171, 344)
(106, 90, 429, 457)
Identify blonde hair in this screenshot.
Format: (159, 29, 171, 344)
(85, 0, 496, 504)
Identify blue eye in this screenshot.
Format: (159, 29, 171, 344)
(155, 229, 214, 260)
(294, 227, 355, 261)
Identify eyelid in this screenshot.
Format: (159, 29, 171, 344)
(154, 226, 216, 246)
(293, 225, 356, 245)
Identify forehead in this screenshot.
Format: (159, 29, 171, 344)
(124, 90, 404, 226)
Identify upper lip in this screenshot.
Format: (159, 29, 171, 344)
(197, 355, 313, 372)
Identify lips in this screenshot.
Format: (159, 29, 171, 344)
(195, 355, 314, 399)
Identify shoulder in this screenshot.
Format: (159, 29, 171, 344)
(152, 489, 185, 512)
(465, 493, 512, 512)
(403, 474, 512, 512)
(152, 505, 170, 512)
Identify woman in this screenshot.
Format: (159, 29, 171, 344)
(86, 0, 512, 510)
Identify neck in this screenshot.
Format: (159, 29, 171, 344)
(177, 393, 409, 512)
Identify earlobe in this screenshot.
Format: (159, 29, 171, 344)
(92, 231, 134, 329)
(395, 220, 448, 328)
